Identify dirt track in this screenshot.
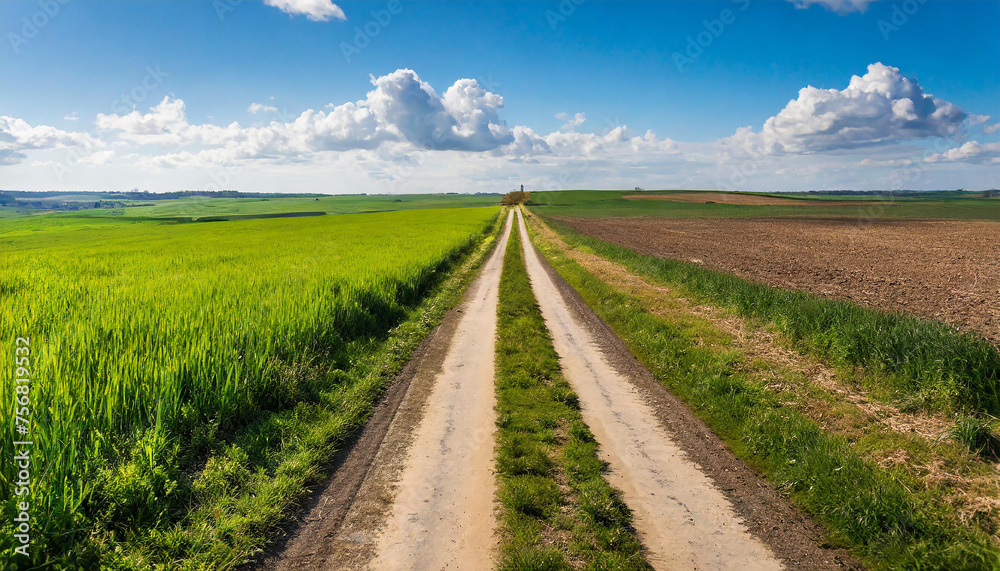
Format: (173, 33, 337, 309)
(259, 211, 513, 570)
(559, 216, 1000, 344)
(366, 209, 512, 568)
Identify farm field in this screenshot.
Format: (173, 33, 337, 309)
(528, 189, 1000, 221)
(557, 216, 1000, 344)
(105, 193, 502, 220)
(0, 192, 500, 221)
(0, 203, 500, 568)
(6, 190, 1000, 570)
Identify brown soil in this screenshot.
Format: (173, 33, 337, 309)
(622, 192, 868, 206)
(558, 216, 1000, 344)
(522, 210, 863, 569)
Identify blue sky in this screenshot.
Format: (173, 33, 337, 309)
(1, 0, 998, 193)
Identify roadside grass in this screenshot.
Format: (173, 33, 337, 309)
(2, 211, 501, 569)
(494, 215, 651, 570)
(525, 212, 1000, 569)
(539, 217, 1000, 417)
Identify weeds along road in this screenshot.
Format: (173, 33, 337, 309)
(515, 208, 783, 570)
(366, 209, 515, 569)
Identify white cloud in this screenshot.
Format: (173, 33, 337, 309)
(788, 0, 879, 14)
(96, 97, 188, 136)
(248, 103, 279, 114)
(263, 0, 345, 22)
(726, 63, 967, 155)
(859, 157, 912, 167)
(362, 69, 512, 151)
(0, 115, 103, 165)
(91, 70, 518, 168)
(558, 112, 586, 131)
(984, 123, 1000, 134)
(925, 141, 1000, 164)
(64, 112, 79, 121)
(4, 65, 996, 194)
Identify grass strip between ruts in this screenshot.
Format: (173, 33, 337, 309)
(494, 214, 651, 570)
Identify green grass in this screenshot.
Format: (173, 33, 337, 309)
(0, 206, 500, 568)
(540, 217, 1000, 416)
(494, 217, 650, 570)
(526, 189, 1000, 221)
(527, 215, 1000, 569)
(61, 193, 501, 220)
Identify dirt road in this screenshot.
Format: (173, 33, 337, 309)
(259, 211, 512, 571)
(364, 209, 513, 569)
(264, 207, 856, 570)
(517, 209, 786, 570)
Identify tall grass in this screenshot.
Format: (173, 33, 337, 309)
(544, 217, 1000, 415)
(0, 207, 498, 566)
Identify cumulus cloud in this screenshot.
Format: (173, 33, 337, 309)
(362, 70, 513, 151)
(725, 63, 967, 155)
(7, 64, 993, 196)
(95, 97, 242, 146)
(263, 0, 345, 22)
(557, 112, 586, 131)
(925, 141, 1000, 164)
(0, 115, 103, 165)
(92, 70, 519, 167)
(96, 97, 188, 136)
(788, 0, 879, 14)
(248, 103, 279, 114)
(500, 123, 680, 163)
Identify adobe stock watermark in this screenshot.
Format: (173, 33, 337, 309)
(877, 0, 927, 41)
(7, 0, 71, 54)
(673, 0, 750, 73)
(341, 0, 404, 63)
(214, 0, 242, 21)
(110, 65, 170, 115)
(546, 0, 586, 30)
(12, 336, 34, 558)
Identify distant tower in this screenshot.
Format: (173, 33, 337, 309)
(520, 185, 524, 192)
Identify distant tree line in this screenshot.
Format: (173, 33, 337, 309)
(0, 190, 327, 201)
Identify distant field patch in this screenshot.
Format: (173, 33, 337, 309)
(622, 192, 867, 206)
